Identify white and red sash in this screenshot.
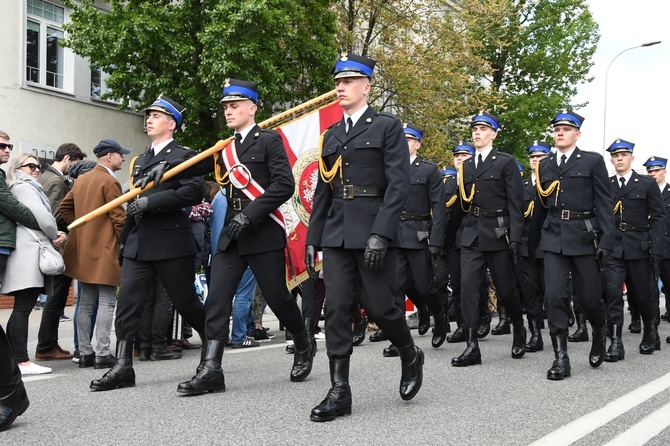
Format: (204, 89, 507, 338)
(221, 139, 285, 230)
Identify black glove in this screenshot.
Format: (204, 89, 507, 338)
(651, 254, 663, 280)
(363, 235, 389, 272)
(509, 241, 521, 264)
(118, 243, 125, 267)
(428, 246, 442, 262)
(135, 162, 168, 189)
(227, 212, 251, 240)
(528, 247, 536, 263)
(305, 245, 318, 281)
(126, 197, 149, 216)
(596, 248, 612, 271)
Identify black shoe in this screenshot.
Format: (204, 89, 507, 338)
(492, 306, 510, 335)
(447, 326, 465, 343)
(383, 344, 398, 357)
(661, 311, 669, 321)
(138, 347, 151, 361)
(526, 318, 544, 352)
(0, 381, 29, 432)
(451, 328, 481, 367)
(589, 324, 606, 368)
(477, 313, 491, 339)
(78, 353, 95, 369)
(511, 321, 526, 359)
(285, 344, 295, 354)
(93, 354, 116, 369)
(369, 329, 388, 342)
(547, 335, 571, 380)
(398, 343, 424, 401)
(310, 359, 351, 422)
(177, 341, 226, 396)
(417, 305, 431, 336)
(639, 320, 658, 355)
(90, 341, 135, 391)
(431, 312, 448, 348)
(628, 319, 641, 334)
(604, 323, 625, 363)
(231, 339, 260, 349)
(568, 314, 589, 342)
(151, 347, 183, 361)
(290, 330, 315, 382)
(254, 328, 275, 342)
(352, 315, 367, 347)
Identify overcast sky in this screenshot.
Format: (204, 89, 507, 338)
(574, 0, 669, 172)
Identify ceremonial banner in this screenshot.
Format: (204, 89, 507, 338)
(275, 101, 343, 289)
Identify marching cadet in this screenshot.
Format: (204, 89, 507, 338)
(530, 110, 615, 380)
(643, 156, 670, 336)
(443, 143, 492, 343)
(380, 124, 448, 358)
(90, 95, 207, 391)
(450, 112, 527, 367)
(516, 141, 550, 352)
(305, 53, 423, 422)
(603, 140, 664, 359)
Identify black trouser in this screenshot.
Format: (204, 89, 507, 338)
(323, 247, 411, 359)
(660, 259, 670, 314)
(35, 274, 72, 354)
(544, 252, 606, 336)
(0, 324, 21, 399)
(300, 278, 326, 334)
(138, 278, 173, 350)
(603, 256, 657, 325)
(461, 244, 523, 327)
(6, 288, 41, 363)
(516, 256, 545, 320)
(396, 248, 442, 315)
(206, 244, 304, 341)
(434, 253, 450, 310)
(115, 256, 205, 342)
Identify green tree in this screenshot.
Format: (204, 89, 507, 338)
(62, 0, 338, 150)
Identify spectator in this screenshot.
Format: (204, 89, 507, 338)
(35, 142, 87, 361)
(60, 140, 129, 369)
(1, 153, 67, 374)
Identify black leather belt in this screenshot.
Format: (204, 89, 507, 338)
(228, 197, 251, 211)
(471, 206, 508, 217)
(332, 186, 385, 200)
(400, 211, 431, 221)
(549, 209, 595, 220)
(618, 222, 649, 232)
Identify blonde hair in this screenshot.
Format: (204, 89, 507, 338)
(6, 153, 39, 187)
(0, 130, 9, 140)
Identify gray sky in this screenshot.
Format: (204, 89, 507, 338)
(573, 0, 669, 171)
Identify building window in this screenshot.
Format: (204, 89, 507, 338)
(91, 68, 120, 103)
(26, 0, 69, 91)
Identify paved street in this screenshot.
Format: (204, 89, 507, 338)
(2, 303, 670, 445)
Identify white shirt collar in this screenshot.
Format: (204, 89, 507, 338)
(151, 138, 173, 155)
(556, 147, 576, 166)
(344, 105, 369, 128)
(475, 147, 493, 166)
(410, 155, 417, 164)
(99, 164, 116, 178)
(235, 124, 256, 144)
(659, 181, 667, 193)
(617, 170, 633, 185)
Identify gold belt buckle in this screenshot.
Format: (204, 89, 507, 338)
(561, 210, 570, 220)
(342, 185, 354, 200)
(232, 198, 243, 211)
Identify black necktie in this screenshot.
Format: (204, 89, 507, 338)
(147, 147, 154, 161)
(477, 154, 484, 171)
(235, 133, 242, 145)
(620, 177, 626, 189)
(560, 154, 567, 169)
(346, 117, 353, 135)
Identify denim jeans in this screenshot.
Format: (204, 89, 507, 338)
(73, 282, 97, 351)
(77, 283, 117, 356)
(230, 268, 257, 344)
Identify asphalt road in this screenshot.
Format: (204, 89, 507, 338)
(2, 303, 670, 446)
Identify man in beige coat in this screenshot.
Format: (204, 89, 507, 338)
(60, 140, 129, 369)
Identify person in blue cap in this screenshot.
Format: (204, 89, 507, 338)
(449, 111, 527, 367)
(517, 162, 525, 175)
(643, 156, 670, 331)
(442, 166, 457, 179)
(603, 139, 665, 359)
(305, 52, 424, 421)
(377, 123, 448, 358)
(515, 141, 551, 353)
(90, 95, 207, 391)
(528, 110, 615, 380)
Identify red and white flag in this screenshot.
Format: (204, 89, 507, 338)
(274, 101, 343, 288)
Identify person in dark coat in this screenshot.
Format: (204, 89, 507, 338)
(305, 53, 424, 422)
(529, 110, 615, 380)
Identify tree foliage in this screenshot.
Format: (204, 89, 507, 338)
(62, 0, 338, 150)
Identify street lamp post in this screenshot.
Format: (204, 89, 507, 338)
(602, 41, 661, 154)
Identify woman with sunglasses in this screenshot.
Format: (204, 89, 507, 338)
(1, 153, 67, 375)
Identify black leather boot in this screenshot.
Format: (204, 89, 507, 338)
(290, 330, 315, 382)
(604, 322, 625, 362)
(447, 314, 465, 343)
(451, 328, 481, 367)
(589, 323, 606, 367)
(511, 321, 527, 359)
(568, 313, 589, 342)
(639, 320, 657, 355)
(398, 341, 424, 401)
(383, 344, 399, 357)
(352, 313, 367, 347)
(628, 318, 641, 334)
(492, 305, 511, 335)
(547, 335, 571, 380)
(477, 311, 492, 339)
(655, 319, 661, 351)
(310, 359, 352, 422)
(417, 305, 431, 335)
(431, 312, 448, 348)
(90, 341, 135, 391)
(177, 340, 226, 395)
(0, 325, 29, 432)
(369, 328, 388, 342)
(526, 318, 544, 352)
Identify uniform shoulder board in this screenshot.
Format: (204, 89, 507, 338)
(375, 111, 398, 120)
(421, 158, 438, 167)
(495, 151, 515, 161)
